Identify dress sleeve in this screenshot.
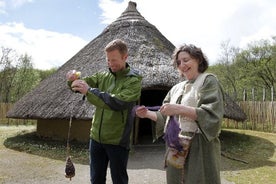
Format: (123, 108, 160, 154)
(195, 75, 224, 142)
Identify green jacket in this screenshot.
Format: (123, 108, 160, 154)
(83, 63, 142, 148)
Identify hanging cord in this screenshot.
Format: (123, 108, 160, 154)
(67, 115, 73, 157)
(65, 103, 76, 180)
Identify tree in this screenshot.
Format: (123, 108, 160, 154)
(0, 47, 42, 103)
(36, 67, 58, 81)
(237, 39, 276, 100)
(10, 54, 40, 102)
(0, 47, 18, 103)
(208, 40, 241, 100)
(210, 37, 276, 101)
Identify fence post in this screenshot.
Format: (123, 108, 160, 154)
(272, 87, 275, 132)
(252, 88, 256, 130)
(243, 88, 247, 101)
(272, 86, 274, 102)
(242, 89, 247, 129)
(262, 88, 266, 131)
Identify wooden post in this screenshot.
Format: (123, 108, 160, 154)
(243, 90, 248, 129)
(134, 116, 139, 144)
(272, 87, 274, 132)
(133, 100, 140, 145)
(272, 86, 274, 102)
(262, 88, 266, 131)
(251, 88, 255, 130)
(243, 88, 247, 101)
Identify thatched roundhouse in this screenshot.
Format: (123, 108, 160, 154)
(7, 1, 246, 143)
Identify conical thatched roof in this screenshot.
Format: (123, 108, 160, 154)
(7, 1, 246, 122)
(223, 93, 247, 121)
(7, 1, 178, 120)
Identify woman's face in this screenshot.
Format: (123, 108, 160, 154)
(176, 51, 200, 80)
(106, 49, 127, 72)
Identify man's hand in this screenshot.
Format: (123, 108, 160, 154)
(135, 106, 149, 118)
(66, 70, 81, 81)
(71, 80, 89, 95)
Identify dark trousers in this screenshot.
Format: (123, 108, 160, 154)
(89, 139, 129, 184)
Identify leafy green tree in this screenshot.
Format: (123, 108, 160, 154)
(10, 54, 40, 102)
(0, 47, 59, 103)
(237, 38, 276, 100)
(210, 37, 276, 101)
(36, 67, 58, 81)
(208, 40, 241, 100)
(0, 47, 18, 103)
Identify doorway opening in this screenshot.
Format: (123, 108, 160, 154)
(136, 89, 168, 144)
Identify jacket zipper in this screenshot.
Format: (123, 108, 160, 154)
(99, 109, 104, 143)
(121, 111, 124, 124)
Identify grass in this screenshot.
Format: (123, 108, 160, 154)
(1, 125, 90, 164)
(1, 126, 275, 184)
(220, 129, 276, 184)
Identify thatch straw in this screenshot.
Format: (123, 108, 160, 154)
(7, 1, 246, 122)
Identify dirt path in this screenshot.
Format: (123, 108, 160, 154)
(0, 146, 168, 184)
(0, 126, 234, 184)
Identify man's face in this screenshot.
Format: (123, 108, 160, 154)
(106, 50, 127, 72)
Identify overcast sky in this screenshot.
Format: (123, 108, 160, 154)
(1, 0, 276, 69)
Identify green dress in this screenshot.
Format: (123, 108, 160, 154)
(154, 73, 224, 184)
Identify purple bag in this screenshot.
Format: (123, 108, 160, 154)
(163, 116, 183, 151)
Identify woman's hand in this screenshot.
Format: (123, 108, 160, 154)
(160, 103, 182, 116)
(160, 103, 197, 120)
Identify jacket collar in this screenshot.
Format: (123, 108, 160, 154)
(109, 63, 130, 78)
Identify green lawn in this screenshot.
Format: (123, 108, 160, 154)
(1, 126, 275, 184)
(220, 129, 276, 184)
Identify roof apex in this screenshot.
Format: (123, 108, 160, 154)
(114, 1, 145, 22)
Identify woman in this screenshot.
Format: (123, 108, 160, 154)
(136, 44, 224, 184)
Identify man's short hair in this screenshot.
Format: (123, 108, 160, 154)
(105, 39, 128, 55)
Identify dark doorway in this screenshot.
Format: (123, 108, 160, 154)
(137, 89, 168, 144)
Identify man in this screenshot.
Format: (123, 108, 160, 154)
(66, 39, 142, 184)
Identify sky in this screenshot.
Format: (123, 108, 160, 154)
(0, 0, 276, 70)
